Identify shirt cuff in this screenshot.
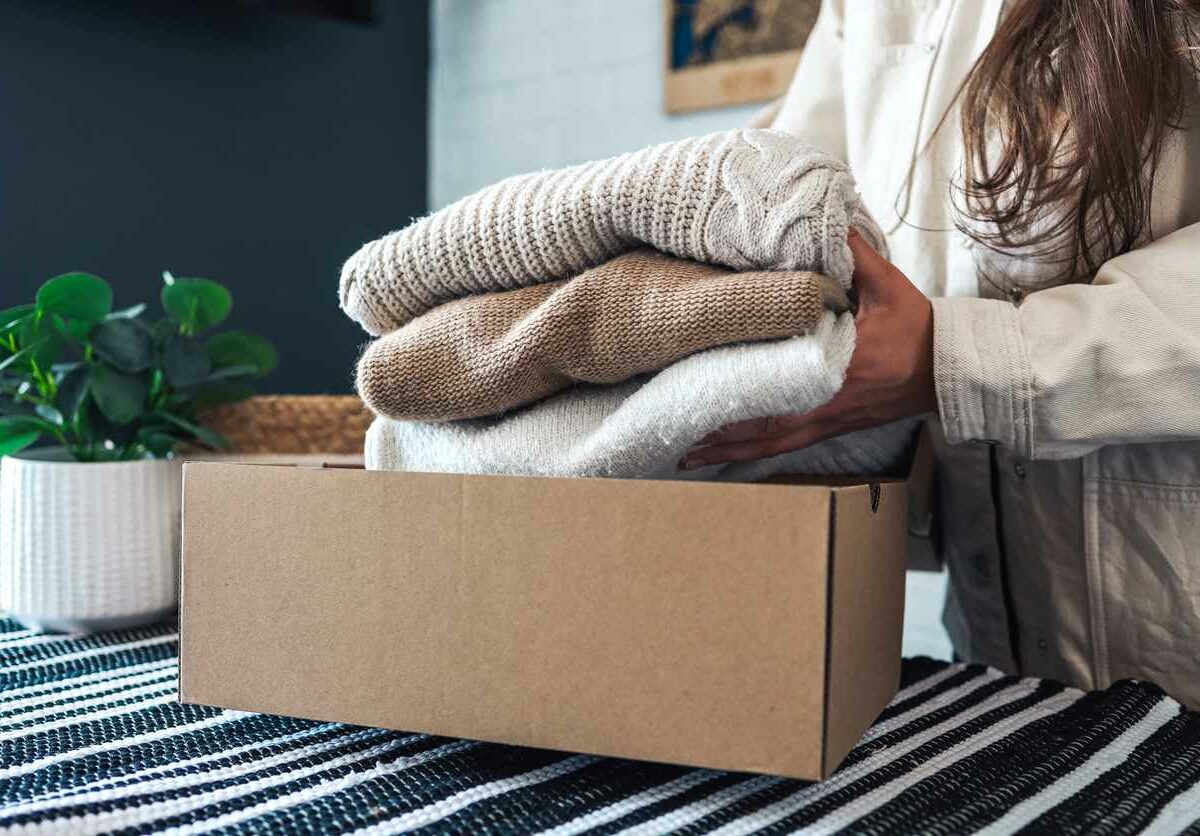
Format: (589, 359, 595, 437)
(931, 296, 1034, 457)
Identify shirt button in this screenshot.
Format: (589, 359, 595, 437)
(921, 43, 936, 54)
(1014, 463, 1027, 479)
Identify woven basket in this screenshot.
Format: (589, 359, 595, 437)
(198, 395, 372, 455)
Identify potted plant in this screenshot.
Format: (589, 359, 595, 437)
(0, 271, 276, 631)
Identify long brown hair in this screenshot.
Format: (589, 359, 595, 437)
(956, 0, 1200, 287)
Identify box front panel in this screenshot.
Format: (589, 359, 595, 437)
(181, 464, 834, 779)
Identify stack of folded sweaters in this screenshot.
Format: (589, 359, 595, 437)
(339, 129, 917, 481)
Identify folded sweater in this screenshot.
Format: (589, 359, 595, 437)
(353, 131, 911, 481)
(365, 312, 920, 480)
(357, 249, 849, 422)
(340, 129, 884, 335)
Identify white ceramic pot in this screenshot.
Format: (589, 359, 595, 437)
(0, 450, 182, 632)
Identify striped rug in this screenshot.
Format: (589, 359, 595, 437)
(2, 618, 1199, 834)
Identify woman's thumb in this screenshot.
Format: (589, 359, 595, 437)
(847, 227, 894, 300)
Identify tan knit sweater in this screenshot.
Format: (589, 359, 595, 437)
(340, 129, 882, 335)
(357, 250, 848, 422)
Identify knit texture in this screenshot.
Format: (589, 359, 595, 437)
(340, 129, 884, 335)
(357, 249, 848, 422)
(366, 312, 920, 480)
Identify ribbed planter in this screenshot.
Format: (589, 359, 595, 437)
(0, 450, 181, 632)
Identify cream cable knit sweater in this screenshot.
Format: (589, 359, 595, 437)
(340, 129, 885, 335)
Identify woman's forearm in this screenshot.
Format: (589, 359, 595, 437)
(933, 221, 1200, 459)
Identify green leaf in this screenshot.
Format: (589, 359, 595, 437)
(18, 313, 67, 370)
(36, 273, 113, 322)
(191, 381, 256, 410)
(107, 303, 146, 320)
(161, 335, 211, 387)
(35, 403, 63, 425)
(205, 331, 277, 377)
(0, 428, 40, 457)
(161, 411, 228, 449)
(0, 304, 34, 329)
(0, 414, 59, 433)
(204, 363, 259, 382)
(0, 338, 46, 375)
(161, 277, 232, 334)
(90, 319, 153, 372)
(84, 398, 136, 446)
(0, 398, 36, 417)
(90, 365, 149, 425)
(0, 309, 34, 359)
(53, 315, 93, 343)
(136, 426, 179, 457)
(150, 319, 177, 342)
(55, 363, 90, 423)
(0, 377, 32, 398)
(0, 414, 59, 456)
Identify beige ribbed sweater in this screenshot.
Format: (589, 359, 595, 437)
(340, 129, 882, 335)
(357, 250, 848, 422)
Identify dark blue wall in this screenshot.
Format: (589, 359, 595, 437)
(0, 0, 428, 393)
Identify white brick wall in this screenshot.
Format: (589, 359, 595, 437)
(429, 0, 761, 209)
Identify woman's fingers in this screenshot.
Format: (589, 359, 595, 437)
(680, 436, 784, 469)
(697, 415, 798, 446)
(681, 413, 837, 469)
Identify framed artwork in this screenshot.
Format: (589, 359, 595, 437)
(664, 0, 821, 113)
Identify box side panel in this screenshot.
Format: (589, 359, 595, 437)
(822, 481, 908, 776)
(180, 464, 833, 780)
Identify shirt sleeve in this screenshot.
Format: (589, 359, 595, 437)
(770, 0, 847, 160)
(931, 221, 1200, 459)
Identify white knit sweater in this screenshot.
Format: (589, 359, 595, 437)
(365, 313, 919, 480)
(340, 129, 885, 335)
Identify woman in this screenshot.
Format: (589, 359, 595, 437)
(684, 0, 1200, 705)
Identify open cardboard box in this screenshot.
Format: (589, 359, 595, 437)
(179, 438, 920, 781)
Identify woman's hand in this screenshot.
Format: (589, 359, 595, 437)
(680, 230, 936, 469)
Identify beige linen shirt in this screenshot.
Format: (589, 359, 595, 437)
(773, 0, 1200, 704)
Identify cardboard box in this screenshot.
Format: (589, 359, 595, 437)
(179, 464, 907, 781)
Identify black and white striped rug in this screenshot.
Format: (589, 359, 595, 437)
(2, 617, 1199, 834)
